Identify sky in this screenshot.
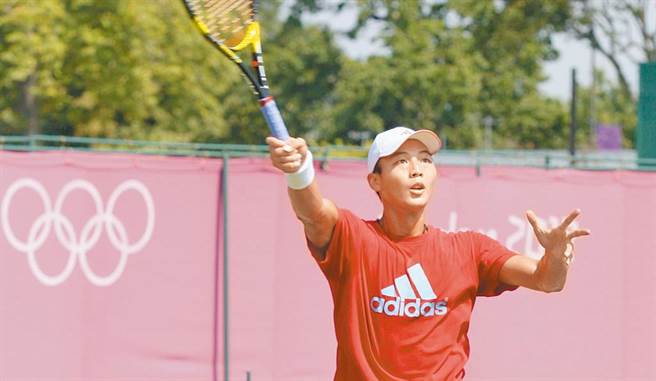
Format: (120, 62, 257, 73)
(292, 2, 645, 101)
(541, 32, 639, 100)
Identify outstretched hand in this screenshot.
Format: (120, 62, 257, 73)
(526, 209, 591, 258)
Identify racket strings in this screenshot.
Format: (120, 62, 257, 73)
(189, 0, 254, 44)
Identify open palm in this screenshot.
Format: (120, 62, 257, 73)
(526, 209, 591, 256)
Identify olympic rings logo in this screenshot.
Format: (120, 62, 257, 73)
(1, 178, 155, 287)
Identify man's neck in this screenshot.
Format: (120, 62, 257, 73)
(379, 207, 427, 240)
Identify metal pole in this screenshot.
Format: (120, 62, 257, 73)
(570, 68, 578, 164)
(212, 166, 220, 381)
(589, 48, 597, 148)
(545, 154, 551, 170)
(586, 0, 596, 149)
(483, 116, 493, 151)
(222, 154, 230, 381)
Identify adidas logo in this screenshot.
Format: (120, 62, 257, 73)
(370, 263, 448, 318)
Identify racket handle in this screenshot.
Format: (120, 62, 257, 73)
(259, 96, 290, 141)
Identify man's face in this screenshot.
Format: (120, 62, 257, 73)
(367, 139, 437, 211)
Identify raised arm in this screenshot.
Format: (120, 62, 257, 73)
(266, 136, 339, 257)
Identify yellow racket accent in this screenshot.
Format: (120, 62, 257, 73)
(230, 21, 260, 52)
(193, 17, 210, 34)
(218, 44, 242, 63)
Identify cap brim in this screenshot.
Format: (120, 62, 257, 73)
(408, 130, 442, 154)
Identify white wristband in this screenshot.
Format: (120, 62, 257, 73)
(286, 150, 315, 190)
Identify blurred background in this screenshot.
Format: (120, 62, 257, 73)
(0, 0, 653, 152)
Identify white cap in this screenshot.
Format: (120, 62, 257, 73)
(367, 127, 442, 173)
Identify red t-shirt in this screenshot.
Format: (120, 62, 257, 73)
(308, 209, 519, 380)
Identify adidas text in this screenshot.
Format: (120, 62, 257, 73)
(370, 297, 448, 317)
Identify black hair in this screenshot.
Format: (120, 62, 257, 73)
(372, 160, 382, 199)
(373, 160, 381, 174)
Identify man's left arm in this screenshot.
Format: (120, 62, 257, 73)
(499, 209, 591, 293)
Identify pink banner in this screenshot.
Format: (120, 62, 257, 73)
(227, 158, 656, 380)
(2, 151, 656, 380)
(0, 151, 222, 380)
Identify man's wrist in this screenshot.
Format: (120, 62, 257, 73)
(537, 248, 571, 292)
(286, 150, 315, 190)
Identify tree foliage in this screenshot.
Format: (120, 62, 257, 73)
(299, 0, 575, 148)
(1, 0, 239, 140)
(0, 0, 640, 149)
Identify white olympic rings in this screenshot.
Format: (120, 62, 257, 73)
(1, 178, 155, 287)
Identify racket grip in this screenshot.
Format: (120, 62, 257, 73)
(259, 97, 290, 141)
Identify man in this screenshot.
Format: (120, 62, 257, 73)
(266, 127, 591, 380)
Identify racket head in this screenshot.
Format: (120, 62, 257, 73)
(183, 0, 256, 49)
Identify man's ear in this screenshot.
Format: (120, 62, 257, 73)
(367, 172, 381, 193)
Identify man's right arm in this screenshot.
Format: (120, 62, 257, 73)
(266, 137, 339, 258)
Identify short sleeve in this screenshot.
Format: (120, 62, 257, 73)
(472, 232, 520, 297)
(306, 208, 362, 280)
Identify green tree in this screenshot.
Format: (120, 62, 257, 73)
(292, 0, 573, 149)
(1, 0, 627, 151)
(324, 0, 485, 146)
(0, 0, 243, 141)
(442, 0, 571, 148)
(61, 0, 240, 141)
(0, 0, 68, 135)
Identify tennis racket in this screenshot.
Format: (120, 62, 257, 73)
(181, 0, 290, 140)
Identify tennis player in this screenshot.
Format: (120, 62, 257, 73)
(266, 127, 590, 380)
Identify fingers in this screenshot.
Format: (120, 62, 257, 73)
(266, 136, 306, 152)
(567, 229, 591, 240)
(271, 145, 297, 157)
(287, 137, 307, 154)
(562, 229, 589, 262)
(525, 210, 543, 234)
(295, 139, 308, 156)
(271, 148, 302, 172)
(265, 136, 284, 146)
(558, 209, 581, 230)
(278, 153, 302, 164)
(278, 160, 303, 172)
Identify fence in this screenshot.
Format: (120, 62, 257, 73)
(2, 134, 656, 171)
(1, 136, 656, 380)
